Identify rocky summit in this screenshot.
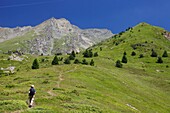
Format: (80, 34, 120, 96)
(0, 17, 113, 55)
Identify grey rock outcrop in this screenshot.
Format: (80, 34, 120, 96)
(0, 26, 32, 42)
(0, 17, 113, 55)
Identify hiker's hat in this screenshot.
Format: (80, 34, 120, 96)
(31, 85, 34, 87)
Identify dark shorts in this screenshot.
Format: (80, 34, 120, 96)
(29, 95, 34, 102)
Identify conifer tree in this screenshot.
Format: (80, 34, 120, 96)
(115, 60, 123, 68)
(69, 54, 75, 60)
(89, 49, 93, 57)
(74, 59, 80, 64)
(122, 55, 127, 63)
(156, 57, 163, 63)
(151, 49, 157, 57)
(90, 59, 94, 66)
(100, 47, 102, 51)
(162, 50, 168, 57)
(123, 51, 127, 55)
(82, 59, 88, 65)
(32, 58, 39, 69)
(52, 56, 59, 65)
(139, 54, 144, 58)
(94, 52, 98, 57)
(71, 51, 76, 57)
(131, 51, 136, 56)
(83, 50, 89, 57)
(64, 58, 71, 64)
(83, 49, 93, 58)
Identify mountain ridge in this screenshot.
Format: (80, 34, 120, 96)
(0, 17, 113, 55)
(0, 21, 170, 112)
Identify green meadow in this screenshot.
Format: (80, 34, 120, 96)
(0, 23, 170, 113)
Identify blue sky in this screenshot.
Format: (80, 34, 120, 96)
(0, 0, 169, 33)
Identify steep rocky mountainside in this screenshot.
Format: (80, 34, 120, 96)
(0, 18, 113, 55)
(0, 26, 32, 42)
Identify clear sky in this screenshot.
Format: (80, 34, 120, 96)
(0, 0, 169, 33)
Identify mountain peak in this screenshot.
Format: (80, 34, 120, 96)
(0, 18, 113, 55)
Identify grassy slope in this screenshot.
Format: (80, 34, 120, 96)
(0, 23, 170, 113)
(0, 31, 36, 52)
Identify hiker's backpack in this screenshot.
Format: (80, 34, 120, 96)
(29, 88, 35, 96)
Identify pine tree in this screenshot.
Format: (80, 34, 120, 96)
(74, 59, 80, 64)
(139, 54, 144, 58)
(52, 56, 59, 65)
(100, 47, 102, 51)
(90, 59, 94, 66)
(123, 51, 127, 55)
(122, 55, 127, 63)
(82, 59, 88, 65)
(151, 49, 157, 57)
(32, 58, 39, 69)
(115, 60, 123, 68)
(162, 50, 168, 57)
(64, 58, 71, 64)
(69, 54, 75, 60)
(94, 52, 98, 57)
(89, 49, 93, 57)
(71, 51, 76, 57)
(131, 51, 136, 56)
(156, 57, 163, 63)
(83, 50, 89, 57)
(83, 49, 93, 58)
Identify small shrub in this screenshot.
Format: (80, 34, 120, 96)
(74, 59, 80, 64)
(71, 51, 76, 57)
(42, 80, 49, 84)
(162, 50, 168, 57)
(6, 84, 15, 88)
(139, 54, 144, 58)
(100, 47, 102, 51)
(115, 42, 119, 46)
(32, 58, 39, 69)
(56, 53, 62, 55)
(131, 44, 137, 50)
(151, 49, 157, 57)
(71, 90, 79, 96)
(58, 57, 63, 61)
(64, 58, 71, 64)
(83, 49, 93, 58)
(115, 60, 123, 68)
(52, 56, 59, 65)
(53, 88, 65, 91)
(156, 57, 163, 63)
(94, 52, 98, 57)
(90, 59, 94, 66)
(131, 51, 136, 56)
(69, 54, 75, 60)
(82, 59, 88, 65)
(41, 58, 45, 62)
(122, 55, 127, 63)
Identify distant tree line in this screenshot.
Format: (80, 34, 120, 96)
(32, 50, 97, 69)
(114, 50, 169, 68)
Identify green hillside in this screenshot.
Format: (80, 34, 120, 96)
(0, 23, 170, 113)
(0, 31, 36, 53)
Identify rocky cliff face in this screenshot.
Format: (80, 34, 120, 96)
(0, 26, 32, 42)
(0, 17, 113, 55)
